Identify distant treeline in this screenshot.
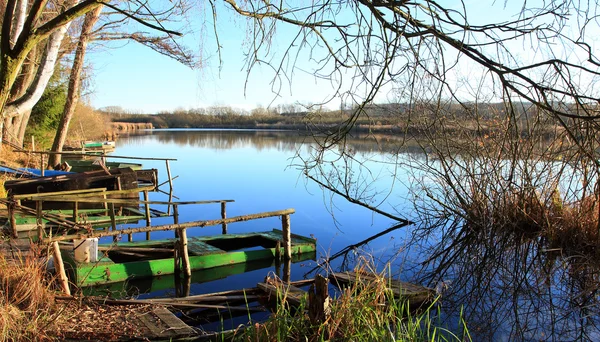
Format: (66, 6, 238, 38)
(101, 102, 564, 135)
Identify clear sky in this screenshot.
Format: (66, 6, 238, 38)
(87, 3, 350, 114)
(85, 1, 596, 114)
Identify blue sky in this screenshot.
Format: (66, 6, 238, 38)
(87, 3, 348, 113)
(86, 1, 596, 113)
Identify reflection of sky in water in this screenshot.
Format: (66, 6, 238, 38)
(92, 130, 600, 340)
(104, 129, 414, 298)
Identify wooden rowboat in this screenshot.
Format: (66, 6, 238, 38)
(63, 229, 317, 287)
(64, 159, 143, 173)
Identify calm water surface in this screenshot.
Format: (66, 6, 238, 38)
(91, 129, 600, 340)
(100, 129, 411, 296)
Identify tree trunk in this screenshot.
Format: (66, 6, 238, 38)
(16, 109, 32, 145)
(49, 6, 102, 167)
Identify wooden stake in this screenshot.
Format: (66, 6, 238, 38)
(221, 201, 227, 234)
(166, 160, 173, 215)
(174, 204, 180, 239)
(36, 200, 43, 242)
(52, 241, 71, 296)
(308, 274, 330, 325)
(282, 214, 291, 260)
(109, 203, 118, 243)
(283, 258, 291, 284)
(179, 228, 191, 277)
(144, 190, 151, 240)
(8, 195, 17, 238)
(174, 240, 180, 274)
(72, 201, 79, 223)
(40, 154, 44, 176)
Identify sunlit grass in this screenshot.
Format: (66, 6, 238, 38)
(236, 264, 469, 341)
(0, 244, 58, 341)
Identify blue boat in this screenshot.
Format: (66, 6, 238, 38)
(0, 165, 73, 178)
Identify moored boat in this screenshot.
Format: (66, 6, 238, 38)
(63, 159, 143, 172)
(63, 229, 317, 287)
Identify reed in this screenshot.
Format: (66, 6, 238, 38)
(236, 264, 469, 341)
(0, 245, 58, 341)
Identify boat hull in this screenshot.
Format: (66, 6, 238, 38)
(63, 229, 317, 287)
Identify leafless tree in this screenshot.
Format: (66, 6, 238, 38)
(222, 0, 600, 338)
(0, 0, 186, 151)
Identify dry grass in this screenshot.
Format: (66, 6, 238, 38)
(0, 245, 57, 341)
(464, 185, 599, 258)
(239, 262, 467, 341)
(67, 103, 113, 142)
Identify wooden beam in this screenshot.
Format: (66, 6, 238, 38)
(180, 228, 191, 277)
(44, 208, 296, 243)
(36, 200, 43, 242)
(7, 195, 17, 238)
(282, 214, 291, 260)
(144, 190, 151, 240)
(221, 202, 227, 234)
(12, 187, 107, 200)
(52, 241, 71, 296)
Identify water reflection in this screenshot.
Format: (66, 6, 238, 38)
(113, 129, 599, 340)
(411, 217, 600, 340)
(121, 129, 426, 155)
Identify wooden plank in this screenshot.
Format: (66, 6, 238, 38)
(257, 281, 306, 308)
(153, 306, 196, 337)
(46, 208, 296, 242)
(137, 311, 166, 338)
(12, 188, 108, 200)
(187, 240, 225, 255)
(329, 271, 434, 304)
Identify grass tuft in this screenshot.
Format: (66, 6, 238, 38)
(0, 245, 58, 341)
(237, 262, 468, 341)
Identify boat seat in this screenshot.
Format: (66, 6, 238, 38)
(187, 239, 225, 256)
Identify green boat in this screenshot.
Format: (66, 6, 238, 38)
(11, 209, 145, 240)
(82, 253, 315, 297)
(63, 229, 317, 287)
(64, 159, 143, 172)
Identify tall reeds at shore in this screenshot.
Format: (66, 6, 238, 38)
(0, 245, 57, 341)
(238, 263, 469, 341)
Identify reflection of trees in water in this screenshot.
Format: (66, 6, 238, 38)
(412, 220, 600, 340)
(121, 130, 429, 155)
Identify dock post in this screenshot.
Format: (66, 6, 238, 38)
(173, 204, 180, 239)
(179, 228, 191, 277)
(8, 194, 17, 238)
(221, 202, 227, 234)
(174, 240, 180, 274)
(52, 241, 71, 296)
(102, 193, 108, 215)
(283, 258, 291, 283)
(165, 160, 174, 215)
(281, 214, 291, 260)
(36, 200, 43, 243)
(308, 274, 330, 325)
(275, 240, 282, 278)
(143, 190, 151, 240)
(40, 153, 45, 176)
(72, 201, 79, 223)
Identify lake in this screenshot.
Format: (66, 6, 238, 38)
(94, 129, 599, 340)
